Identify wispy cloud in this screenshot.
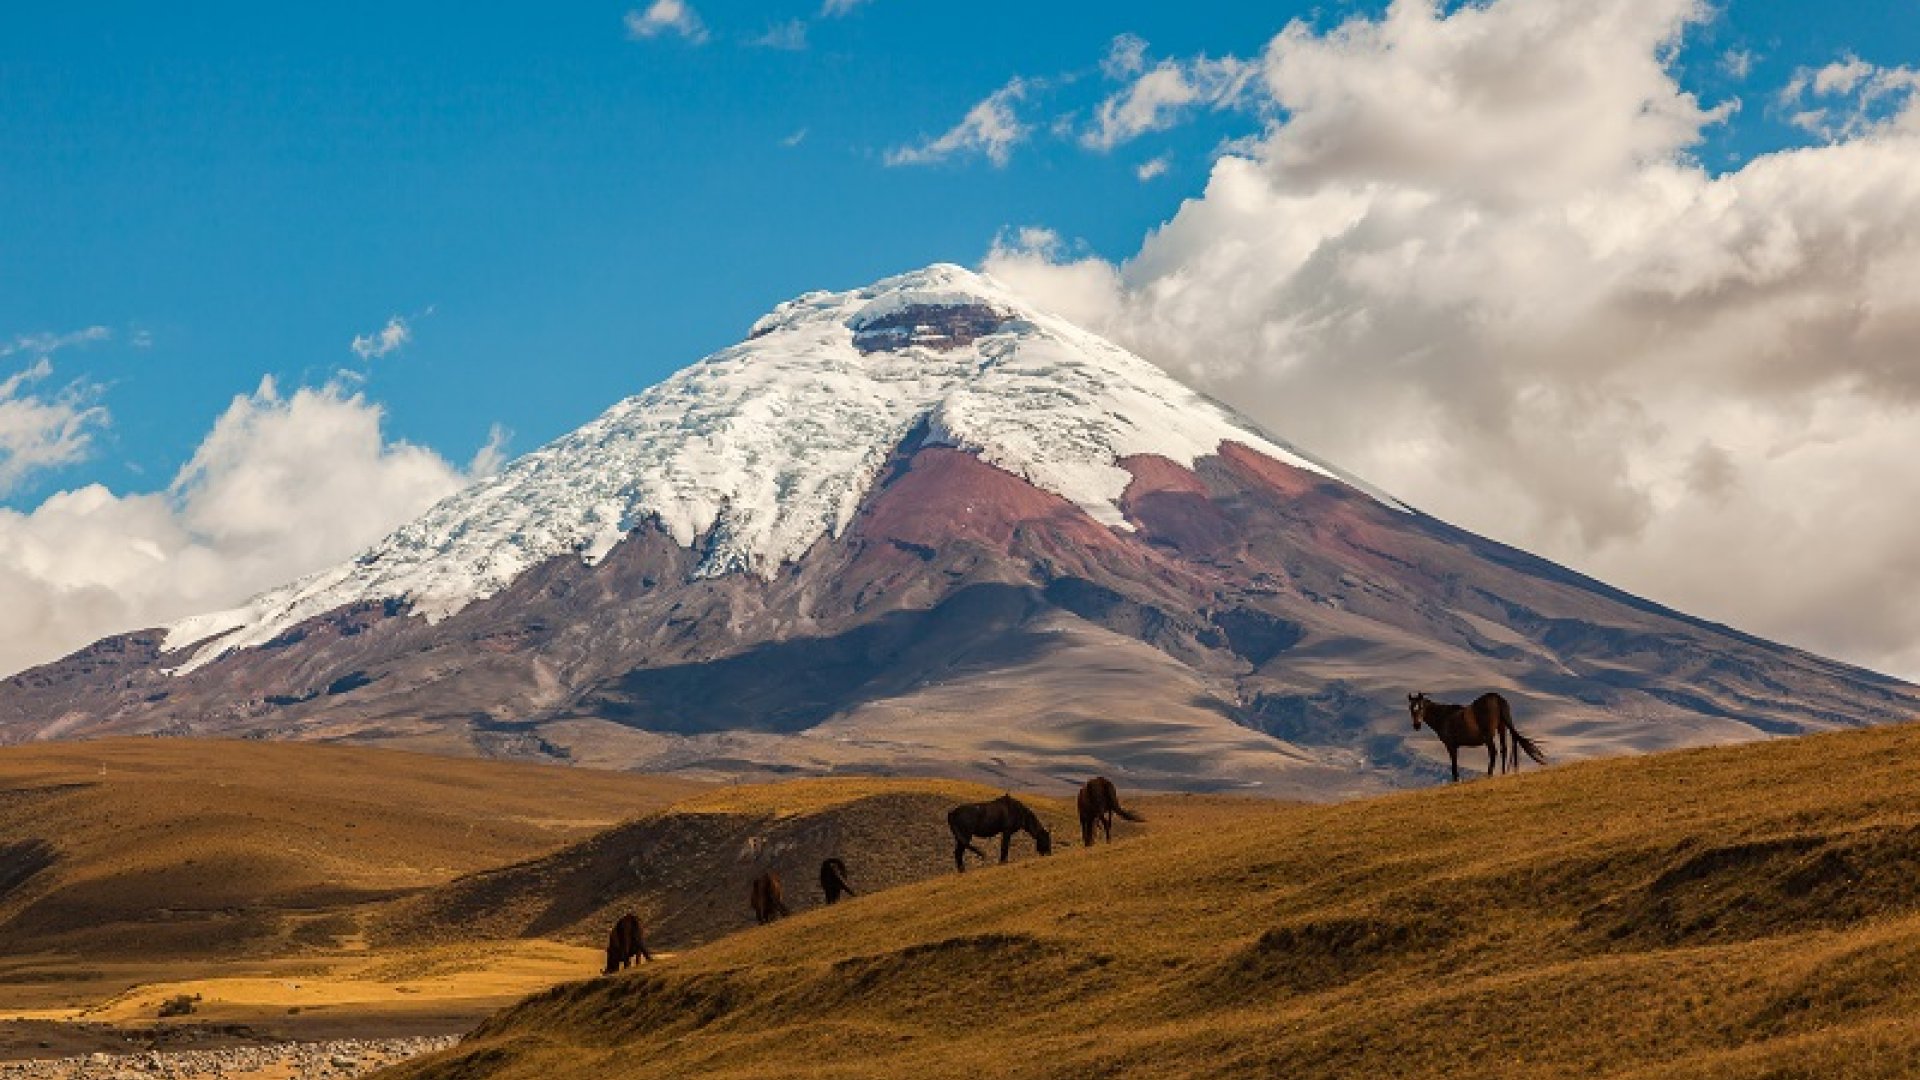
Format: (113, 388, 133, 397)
(781, 128, 809, 148)
(349, 315, 413, 361)
(625, 0, 708, 44)
(0, 360, 107, 496)
(1102, 34, 1149, 80)
(886, 78, 1031, 167)
(820, 0, 872, 16)
(1135, 154, 1170, 181)
(1780, 54, 1920, 139)
(1082, 45, 1258, 151)
(751, 19, 808, 51)
(1, 326, 111, 361)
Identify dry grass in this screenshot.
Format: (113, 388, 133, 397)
(0, 738, 703, 1027)
(387, 721, 1920, 1080)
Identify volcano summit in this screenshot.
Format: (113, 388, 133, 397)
(3, 265, 1913, 795)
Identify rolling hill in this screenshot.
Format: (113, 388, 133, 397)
(382, 720, 1920, 1080)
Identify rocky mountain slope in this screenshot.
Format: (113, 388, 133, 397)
(1, 265, 1912, 795)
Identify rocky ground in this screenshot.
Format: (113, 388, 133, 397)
(0, 1036, 456, 1080)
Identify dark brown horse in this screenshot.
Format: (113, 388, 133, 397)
(819, 857, 854, 904)
(948, 794, 1053, 873)
(1409, 691, 1547, 782)
(1077, 776, 1144, 846)
(749, 870, 790, 925)
(603, 912, 653, 973)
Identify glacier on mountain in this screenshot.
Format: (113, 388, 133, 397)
(163, 263, 1400, 672)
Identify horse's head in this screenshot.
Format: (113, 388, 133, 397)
(1033, 824, 1053, 856)
(1408, 692, 1427, 729)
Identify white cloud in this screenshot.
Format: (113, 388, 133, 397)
(820, 0, 871, 16)
(469, 423, 511, 478)
(781, 128, 809, 148)
(987, 0, 1920, 679)
(0, 380, 497, 678)
(886, 78, 1031, 167)
(625, 0, 708, 44)
(752, 19, 807, 51)
(1720, 47, 1754, 80)
(0, 361, 107, 496)
(349, 315, 412, 361)
(1082, 47, 1257, 151)
(1136, 154, 1171, 181)
(1102, 33, 1149, 80)
(1, 326, 110, 360)
(1781, 55, 1920, 140)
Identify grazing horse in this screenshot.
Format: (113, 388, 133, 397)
(1076, 776, 1145, 847)
(947, 794, 1053, 873)
(749, 870, 791, 925)
(1408, 691, 1547, 782)
(603, 912, 653, 973)
(819, 857, 854, 905)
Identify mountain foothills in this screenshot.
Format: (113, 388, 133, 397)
(1, 266, 1913, 795)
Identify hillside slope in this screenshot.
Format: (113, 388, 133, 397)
(388, 722, 1920, 1080)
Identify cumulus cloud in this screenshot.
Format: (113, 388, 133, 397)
(625, 0, 708, 44)
(886, 78, 1031, 167)
(0, 380, 495, 677)
(349, 314, 412, 361)
(987, 0, 1920, 678)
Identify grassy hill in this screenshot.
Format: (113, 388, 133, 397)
(0, 738, 705, 1046)
(384, 722, 1920, 1080)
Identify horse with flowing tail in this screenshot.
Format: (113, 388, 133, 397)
(1409, 691, 1547, 782)
(819, 857, 854, 904)
(948, 794, 1053, 873)
(1077, 776, 1145, 846)
(603, 912, 653, 974)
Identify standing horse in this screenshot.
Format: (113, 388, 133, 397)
(1408, 691, 1547, 782)
(819, 857, 854, 904)
(947, 794, 1053, 873)
(603, 912, 653, 973)
(749, 870, 791, 925)
(1077, 776, 1145, 846)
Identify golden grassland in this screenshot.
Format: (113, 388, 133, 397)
(0, 738, 704, 1039)
(384, 722, 1920, 1080)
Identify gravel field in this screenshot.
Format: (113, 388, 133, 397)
(0, 1036, 457, 1080)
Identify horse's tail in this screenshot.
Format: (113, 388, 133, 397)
(1113, 802, 1145, 823)
(1500, 697, 1548, 765)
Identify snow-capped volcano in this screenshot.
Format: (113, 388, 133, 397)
(166, 264, 1396, 672)
(4, 264, 1916, 796)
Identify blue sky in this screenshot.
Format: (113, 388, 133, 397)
(5, 0, 1911, 505)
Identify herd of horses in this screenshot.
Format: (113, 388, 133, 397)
(603, 689, 1545, 974)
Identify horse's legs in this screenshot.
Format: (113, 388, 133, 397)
(953, 838, 968, 873)
(999, 831, 1012, 864)
(1486, 742, 1496, 777)
(1447, 744, 1460, 783)
(1102, 813, 1113, 843)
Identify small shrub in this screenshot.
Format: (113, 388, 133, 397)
(157, 993, 200, 1018)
